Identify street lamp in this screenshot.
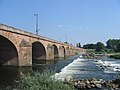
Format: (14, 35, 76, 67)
(34, 14, 39, 35)
(65, 34, 67, 43)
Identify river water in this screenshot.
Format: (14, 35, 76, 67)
(0, 55, 120, 89)
(54, 55, 120, 81)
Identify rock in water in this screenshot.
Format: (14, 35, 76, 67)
(95, 84, 102, 88)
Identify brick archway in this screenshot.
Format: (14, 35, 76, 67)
(0, 35, 18, 66)
(62, 46, 66, 58)
(32, 41, 46, 62)
(52, 45, 59, 59)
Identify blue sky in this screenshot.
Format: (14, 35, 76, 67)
(1, 0, 120, 46)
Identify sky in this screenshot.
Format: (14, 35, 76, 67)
(1, 0, 120, 46)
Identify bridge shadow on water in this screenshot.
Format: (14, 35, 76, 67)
(0, 66, 33, 89)
(0, 55, 79, 89)
(0, 59, 64, 89)
(32, 58, 68, 72)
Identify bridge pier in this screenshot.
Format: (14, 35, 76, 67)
(19, 39, 32, 66)
(65, 47, 70, 58)
(59, 46, 65, 59)
(46, 44, 54, 60)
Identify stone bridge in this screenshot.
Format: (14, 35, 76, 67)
(0, 24, 85, 66)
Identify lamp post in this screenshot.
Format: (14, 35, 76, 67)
(34, 14, 39, 35)
(65, 34, 67, 43)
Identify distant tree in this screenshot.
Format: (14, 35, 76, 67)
(82, 39, 120, 53)
(106, 39, 112, 49)
(117, 42, 120, 52)
(64, 42, 69, 44)
(76, 43, 81, 48)
(83, 44, 96, 49)
(106, 39, 120, 52)
(96, 42, 105, 52)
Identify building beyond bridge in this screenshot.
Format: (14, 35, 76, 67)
(0, 24, 85, 66)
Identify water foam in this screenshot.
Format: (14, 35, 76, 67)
(96, 59, 120, 73)
(53, 56, 85, 81)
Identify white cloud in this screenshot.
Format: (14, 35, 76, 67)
(86, 27, 89, 30)
(58, 24, 62, 28)
(78, 26, 82, 29)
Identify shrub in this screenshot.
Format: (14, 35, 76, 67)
(17, 70, 74, 90)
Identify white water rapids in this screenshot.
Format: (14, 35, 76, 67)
(53, 55, 120, 81)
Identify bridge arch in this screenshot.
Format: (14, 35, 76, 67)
(52, 45, 59, 59)
(62, 46, 66, 58)
(0, 35, 18, 66)
(32, 41, 46, 62)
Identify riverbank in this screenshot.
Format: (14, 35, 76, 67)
(74, 77, 120, 90)
(15, 56, 120, 90)
(95, 53, 120, 59)
(6, 70, 120, 90)
(1, 55, 120, 90)
(87, 53, 120, 59)
(110, 54, 120, 59)
(6, 70, 74, 90)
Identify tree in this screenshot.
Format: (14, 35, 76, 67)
(106, 39, 112, 49)
(116, 42, 120, 52)
(83, 44, 96, 49)
(106, 39, 120, 52)
(96, 42, 105, 52)
(76, 43, 81, 48)
(64, 42, 69, 44)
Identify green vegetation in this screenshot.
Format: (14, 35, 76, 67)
(76, 42, 81, 48)
(83, 39, 120, 54)
(83, 42, 105, 53)
(110, 54, 120, 59)
(95, 42, 105, 52)
(83, 44, 97, 49)
(17, 70, 74, 90)
(106, 39, 120, 52)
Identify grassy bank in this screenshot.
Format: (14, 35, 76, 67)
(110, 54, 120, 59)
(17, 70, 74, 90)
(16, 71, 120, 90)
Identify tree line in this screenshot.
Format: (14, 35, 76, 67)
(83, 42, 105, 52)
(77, 39, 120, 53)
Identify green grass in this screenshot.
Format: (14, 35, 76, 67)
(110, 54, 120, 59)
(17, 70, 74, 90)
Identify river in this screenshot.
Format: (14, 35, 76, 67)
(0, 54, 120, 89)
(54, 55, 120, 81)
